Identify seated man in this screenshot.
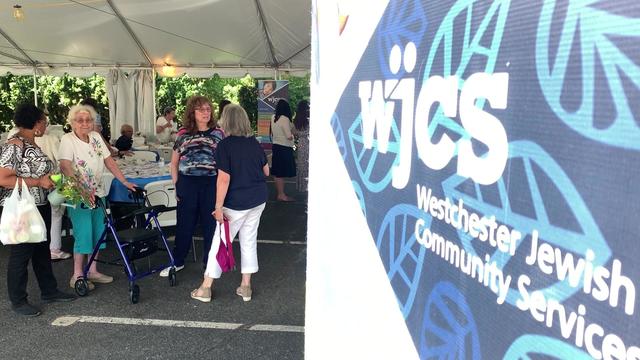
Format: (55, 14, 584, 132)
(114, 124, 134, 156)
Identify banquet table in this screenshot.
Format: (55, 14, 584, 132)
(107, 158, 171, 203)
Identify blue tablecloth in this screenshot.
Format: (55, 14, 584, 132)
(108, 175, 172, 203)
(105, 158, 172, 203)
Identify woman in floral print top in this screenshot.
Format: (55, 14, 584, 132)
(58, 104, 136, 290)
(0, 104, 76, 316)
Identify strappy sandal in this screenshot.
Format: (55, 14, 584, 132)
(190, 287, 212, 303)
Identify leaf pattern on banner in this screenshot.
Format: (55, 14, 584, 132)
(348, 114, 401, 193)
(376, 204, 431, 318)
(536, 0, 640, 149)
(376, 0, 429, 79)
(421, 0, 511, 150)
(330, 112, 347, 161)
(419, 281, 481, 360)
(442, 141, 611, 306)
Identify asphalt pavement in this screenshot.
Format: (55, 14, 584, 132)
(0, 180, 307, 360)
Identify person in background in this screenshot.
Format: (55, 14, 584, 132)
(191, 104, 268, 303)
(37, 123, 71, 260)
(293, 100, 310, 192)
(217, 99, 231, 121)
(114, 124, 134, 156)
(156, 106, 177, 143)
(0, 104, 76, 316)
(270, 99, 296, 201)
(162, 96, 224, 277)
(59, 104, 136, 291)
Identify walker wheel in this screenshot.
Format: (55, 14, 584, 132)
(129, 284, 140, 304)
(75, 278, 89, 297)
(168, 268, 177, 287)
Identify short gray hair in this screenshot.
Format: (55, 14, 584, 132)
(219, 104, 253, 137)
(67, 104, 97, 125)
(120, 123, 133, 134)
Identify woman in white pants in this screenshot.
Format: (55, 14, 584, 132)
(191, 104, 269, 302)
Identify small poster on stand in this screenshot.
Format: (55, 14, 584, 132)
(257, 80, 289, 145)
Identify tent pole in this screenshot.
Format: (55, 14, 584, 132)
(32, 67, 38, 106)
(152, 67, 157, 135)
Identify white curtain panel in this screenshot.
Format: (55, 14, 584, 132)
(106, 69, 155, 140)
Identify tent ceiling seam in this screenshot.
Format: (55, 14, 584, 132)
(122, 19, 260, 63)
(0, 44, 126, 64)
(0, 27, 35, 66)
(0, 50, 31, 65)
(280, 44, 310, 66)
(104, 0, 152, 66)
(253, 0, 279, 67)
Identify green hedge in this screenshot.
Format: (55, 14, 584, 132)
(0, 73, 310, 133)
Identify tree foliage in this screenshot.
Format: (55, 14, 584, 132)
(282, 73, 311, 111)
(0, 73, 308, 133)
(155, 73, 260, 126)
(0, 74, 108, 131)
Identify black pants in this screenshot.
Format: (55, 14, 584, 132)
(1, 204, 58, 305)
(174, 174, 216, 267)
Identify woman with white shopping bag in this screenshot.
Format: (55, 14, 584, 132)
(0, 104, 76, 317)
(6, 126, 70, 260)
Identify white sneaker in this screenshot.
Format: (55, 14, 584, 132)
(159, 265, 184, 277)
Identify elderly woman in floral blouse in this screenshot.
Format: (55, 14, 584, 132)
(59, 104, 136, 291)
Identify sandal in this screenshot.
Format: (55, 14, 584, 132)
(87, 272, 114, 284)
(190, 287, 212, 303)
(50, 250, 72, 260)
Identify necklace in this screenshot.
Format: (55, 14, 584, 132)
(16, 132, 36, 146)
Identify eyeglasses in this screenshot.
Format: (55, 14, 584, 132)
(195, 107, 212, 113)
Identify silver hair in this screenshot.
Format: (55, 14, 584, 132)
(219, 104, 253, 137)
(67, 104, 97, 126)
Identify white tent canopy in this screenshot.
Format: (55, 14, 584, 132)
(0, 0, 311, 78)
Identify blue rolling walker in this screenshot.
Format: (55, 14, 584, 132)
(73, 188, 178, 304)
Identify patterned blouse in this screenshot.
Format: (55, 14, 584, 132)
(0, 135, 54, 206)
(173, 128, 225, 177)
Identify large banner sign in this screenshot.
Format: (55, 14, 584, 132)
(307, 0, 640, 359)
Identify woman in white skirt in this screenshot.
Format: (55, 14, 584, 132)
(190, 104, 269, 302)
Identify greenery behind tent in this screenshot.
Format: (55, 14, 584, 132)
(0, 73, 310, 137)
